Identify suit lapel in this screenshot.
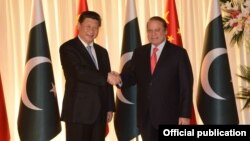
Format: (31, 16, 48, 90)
(75, 38, 98, 70)
(93, 44, 102, 71)
(153, 42, 170, 75)
(145, 45, 153, 76)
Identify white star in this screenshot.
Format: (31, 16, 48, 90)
(50, 82, 57, 97)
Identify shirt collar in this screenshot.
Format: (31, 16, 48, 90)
(151, 39, 166, 52)
(78, 36, 94, 48)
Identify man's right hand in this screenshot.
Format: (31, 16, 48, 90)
(107, 71, 121, 85)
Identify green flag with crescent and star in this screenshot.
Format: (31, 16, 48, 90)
(17, 0, 61, 140)
(114, 0, 141, 140)
(197, 0, 238, 124)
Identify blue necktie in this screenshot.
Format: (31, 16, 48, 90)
(87, 46, 98, 69)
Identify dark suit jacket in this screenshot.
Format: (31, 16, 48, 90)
(121, 41, 193, 129)
(59, 37, 115, 124)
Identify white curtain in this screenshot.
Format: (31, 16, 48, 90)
(0, 0, 249, 141)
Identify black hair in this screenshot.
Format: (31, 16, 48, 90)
(78, 11, 102, 26)
(147, 16, 167, 30)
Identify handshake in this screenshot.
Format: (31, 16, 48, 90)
(107, 71, 121, 85)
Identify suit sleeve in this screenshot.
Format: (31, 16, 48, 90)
(178, 49, 194, 118)
(60, 44, 107, 86)
(120, 50, 138, 89)
(102, 49, 115, 112)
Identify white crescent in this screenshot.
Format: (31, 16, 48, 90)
(119, 52, 133, 72)
(201, 48, 226, 100)
(117, 52, 134, 104)
(21, 56, 51, 110)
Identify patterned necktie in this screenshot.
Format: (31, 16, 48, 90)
(87, 46, 98, 69)
(150, 47, 158, 74)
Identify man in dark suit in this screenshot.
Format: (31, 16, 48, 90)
(114, 16, 193, 141)
(59, 11, 117, 141)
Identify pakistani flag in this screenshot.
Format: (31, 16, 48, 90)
(196, 0, 238, 124)
(17, 0, 61, 140)
(114, 0, 141, 140)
